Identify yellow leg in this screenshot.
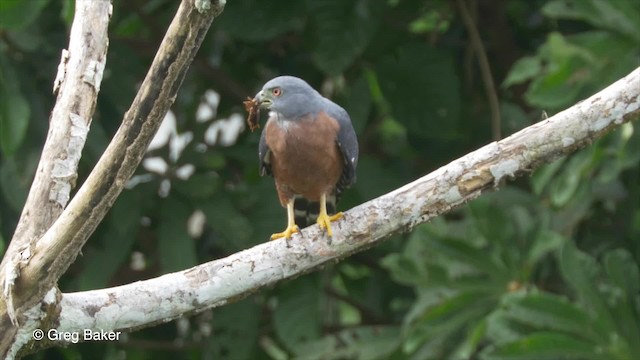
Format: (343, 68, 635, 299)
(316, 193, 343, 237)
(271, 199, 299, 240)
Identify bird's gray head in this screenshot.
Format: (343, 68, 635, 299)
(254, 76, 323, 119)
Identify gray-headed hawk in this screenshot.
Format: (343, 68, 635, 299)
(250, 76, 359, 240)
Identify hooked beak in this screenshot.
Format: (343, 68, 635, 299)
(254, 90, 272, 109)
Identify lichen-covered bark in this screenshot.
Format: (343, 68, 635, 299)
(29, 67, 640, 352)
(0, 0, 112, 354)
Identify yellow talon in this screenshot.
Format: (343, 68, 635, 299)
(270, 225, 299, 240)
(317, 212, 343, 237)
(316, 193, 342, 237)
(271, 199, 299, 240)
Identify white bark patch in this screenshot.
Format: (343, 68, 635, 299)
(7, 288, 59, 360)
(589, 88, 639, 133)
(562, 137, 575, 147)
(82, 59, 106, 92)
(3, 244, 35, 325)
(489, 159, 520, 184)
(50, 114, 89, 206)
(2, 260, 18, 298)
(195, 0, 212, 13)
(3, 260, 19, 325)
(43, 287, 58, 304)
(53, 49, 69, 94)
(444, 186, 462, 203)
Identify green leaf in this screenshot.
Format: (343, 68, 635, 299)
(0, 217, 4, 255)
(453, 318, 487, 359)
(309, 0, 384, 75)
(405, 290, 496, 354)
(293, 326, 400, 360)
(568, 31, 639, 93)
(0, 157, 28, 212)
(157, 197, 197, 273)
(604, 249, 640, 300)
(603, 249, 640, 351)
(77, 192, 141, 290)
(548, 149, 596, 207)
(548, 168, 581, 207)
(530, 158, 566, 196)
(418, 290, 495, 327)
(349, 326, 400, 360)
(482, 332, 604, 360)
(500, 292, 602, 343)
(542, 0, 640, 42)
(214, 0, 305, 41)
(524, 61, 585, 109)
(485, 309, 532, 346)
(376, 43, 460, 139)
(0, 0, 49, 30)
(524, 33, 595, 109)
(60, 0, 74, 26)
(500, 101, 531, 135)
(502, 57, 542, 88)
(0, 55, 30, 156)
(597, 123, 640, 183)
(380, 253, 425, 287)
(526, 230, 565, 267)
(200, 195, 254, 251)
(0, 93, 30, 156)
(339, 74, 371, 135)
(469, 199, 515, 246)
(274, 281, 322, 352)
(172, 172, 221, 199)
(210, 299, 261, 360)
(354, 156, 406, 200)
(429, 236, 507, 281)
(409, 9, 450, 34)
(292, 336, 337, 360)
(559, 242, 617, 336)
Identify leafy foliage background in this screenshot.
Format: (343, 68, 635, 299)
(0, 0, 639, 359)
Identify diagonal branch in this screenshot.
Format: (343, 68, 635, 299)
(0, 0, 225, 357)
(34, 67, 640, 349)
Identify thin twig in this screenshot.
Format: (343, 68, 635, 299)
(456, 0, 502, 140)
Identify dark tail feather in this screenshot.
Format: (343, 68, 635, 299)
(293, 194, 337, 228)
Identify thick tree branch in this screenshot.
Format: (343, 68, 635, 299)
(0, 1, 112, 355)
(0, 0, 112, 324)
(0, 0, 225, 357)
(33, 67, 640, 350)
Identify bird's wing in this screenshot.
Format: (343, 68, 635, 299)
(325, 99, 359, 195)
(258, 122, 271, 176)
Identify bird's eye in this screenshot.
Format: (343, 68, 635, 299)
(272, 87, 282, 97)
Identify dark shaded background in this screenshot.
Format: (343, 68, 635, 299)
(1, 0, 639, 359)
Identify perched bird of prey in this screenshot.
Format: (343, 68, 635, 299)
(253, 76, 359, 240)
